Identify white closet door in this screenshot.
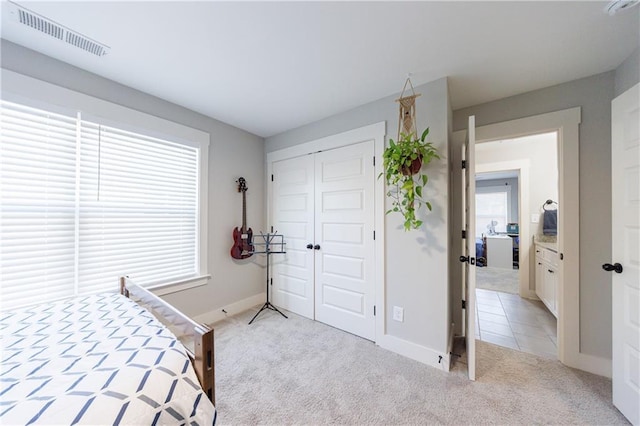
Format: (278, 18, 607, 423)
(314, 141, 375, 340)
(271, 155, 315, 319)
(611, 83, 639, 426)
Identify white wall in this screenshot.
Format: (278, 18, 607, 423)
(266, 78, 452, 362)
(0, 40, 266, 320)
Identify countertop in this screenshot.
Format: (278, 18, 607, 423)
(535, 240, 558, 252)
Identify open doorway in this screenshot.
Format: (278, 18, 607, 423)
(474, 132, 559, 359)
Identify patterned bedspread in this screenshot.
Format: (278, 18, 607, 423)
(0, 293, 216, 425)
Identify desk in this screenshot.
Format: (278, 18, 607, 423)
(486, 235, 513, 269)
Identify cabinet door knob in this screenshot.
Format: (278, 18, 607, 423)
(314, 244, 321, 250)
(602, 263, 623, 274)
(306, 244, 313, 249)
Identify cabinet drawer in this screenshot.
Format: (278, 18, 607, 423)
(545, 250, 558, 267)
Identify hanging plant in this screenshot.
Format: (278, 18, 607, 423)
(380, 77, 439, 231)
(381, 128, 439, 230)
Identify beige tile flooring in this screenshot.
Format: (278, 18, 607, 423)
(475, 288, 558, 358)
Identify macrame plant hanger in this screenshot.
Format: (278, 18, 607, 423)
(395, 76, 421, 141)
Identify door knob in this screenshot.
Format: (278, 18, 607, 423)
(459, 256, 469, 263)
(306, 244, 313, 249)
(602, 263, 623, 274)
(314, 244, 321, 250)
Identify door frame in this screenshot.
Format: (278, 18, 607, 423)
(475, 160, 532, 298)
(266, 122, 386, 343)
(455, 107, 610, 377)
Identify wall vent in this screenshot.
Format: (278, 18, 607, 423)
(8, 1, 110, 56)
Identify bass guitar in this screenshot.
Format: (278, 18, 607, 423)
(230, 177, 254, 259)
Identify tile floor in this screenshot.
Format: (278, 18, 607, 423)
(475, 288, 558, 358)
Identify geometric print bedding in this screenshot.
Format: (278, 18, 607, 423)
(0, 293, 216, 425)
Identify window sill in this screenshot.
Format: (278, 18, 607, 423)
(148, 275, 211, 296)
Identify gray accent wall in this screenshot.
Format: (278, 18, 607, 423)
(614, 46, 639, 97)
(453, 62, 638, 360)
(267, 78, 452, 356)
(0, 40, 266, 319)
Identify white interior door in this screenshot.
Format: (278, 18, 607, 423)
(314, 141, 375, 340)
(462, 115, 477, 381)
(610, 83, 639, 425)
(271, 155, 315, 319)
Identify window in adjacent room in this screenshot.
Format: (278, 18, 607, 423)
(475, 185, 511, 237)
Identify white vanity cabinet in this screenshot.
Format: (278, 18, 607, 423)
(535, 243, 559, 317)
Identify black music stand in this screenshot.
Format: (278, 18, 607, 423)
(248, 232, 288, 324)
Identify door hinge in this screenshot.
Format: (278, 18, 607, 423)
(270, 278, 273, 286)
(462, 160, 467, 169)
(462, 300, 466, 309)
(271, 225, 274, 233)
(462, 230, 466, 239)
(373, 230, 376, 240)
(271, 174, 274, 181)
(373, 305, 376, 316)
(373, 156, 376, 166)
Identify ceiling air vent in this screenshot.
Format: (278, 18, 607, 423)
(604, 0, 640, 15)
(8, 1, 110, 56)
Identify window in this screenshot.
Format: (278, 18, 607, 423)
(1, 100, 207, 310)
(475, 185, 512, 237)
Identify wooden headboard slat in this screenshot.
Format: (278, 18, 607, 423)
(119, 276, 215, 404)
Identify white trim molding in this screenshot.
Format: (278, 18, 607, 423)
(456, 107, 600, 375)
(378, 334, 451, 371)
(194, 292, 267, 326)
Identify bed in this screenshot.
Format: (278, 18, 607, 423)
(0, 277, 215, 425)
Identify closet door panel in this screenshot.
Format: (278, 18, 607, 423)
(271, 155, 315, 319)
(314, 141, 375, 340)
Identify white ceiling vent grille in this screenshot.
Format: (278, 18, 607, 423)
(8, 1, 110, 56)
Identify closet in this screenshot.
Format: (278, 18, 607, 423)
(269, 139, 376, 340)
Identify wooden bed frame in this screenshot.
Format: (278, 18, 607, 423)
(119, 276, 215, 404)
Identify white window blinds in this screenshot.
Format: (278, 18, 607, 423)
(1, 100, 200, 310)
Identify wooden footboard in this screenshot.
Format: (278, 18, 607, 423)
(120, 276, 215, 404)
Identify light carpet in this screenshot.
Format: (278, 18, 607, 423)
(476, 266, 519, 294)
(211, 307, 627, 425)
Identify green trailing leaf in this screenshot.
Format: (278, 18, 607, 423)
(378, 127, 439, 231)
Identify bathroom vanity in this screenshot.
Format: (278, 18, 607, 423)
(535, 241, 559, 317)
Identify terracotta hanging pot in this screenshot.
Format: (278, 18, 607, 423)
(401, 155, 423, 175)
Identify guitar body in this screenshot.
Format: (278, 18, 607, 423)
(230, 226, 254, 259)
(230, 177, 254, 259)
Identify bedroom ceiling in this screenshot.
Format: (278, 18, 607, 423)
(1, 1, 638, 138)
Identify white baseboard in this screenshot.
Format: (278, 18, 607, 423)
(566, 352, 612, 378)
(378, 334, 450, 372)
(193, 292, 265, 326)
(446, 323, 455, 371)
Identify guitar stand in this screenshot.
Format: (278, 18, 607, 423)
(248, 232, 288, 325)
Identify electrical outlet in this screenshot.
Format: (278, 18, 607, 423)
(393, 306, 404, 322)
(531, 213, 540, 223)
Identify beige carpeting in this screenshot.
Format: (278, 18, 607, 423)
(476, 266, 519, 294)
(211, 307, 628, 425)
